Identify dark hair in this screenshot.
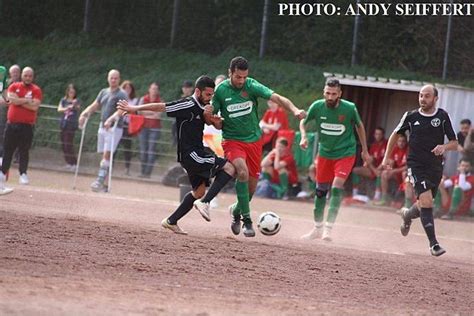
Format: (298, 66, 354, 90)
(195, 75, 215, 91)
(375, 126, 385, 135)
(120, 80, 136, 99)
(182, 80, 193, 88)
(149, 81, 160, 88)
(460, 119, 471, 126)
(433, 86, 439, 97)
(277, 138, 289, 147)
(64, 83, 77, 99)
(325, 79, 341, 89)
(459, 158, 471, 165)
(229, 56, 249, 73)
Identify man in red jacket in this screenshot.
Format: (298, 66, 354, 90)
(0, 67, 42, 194)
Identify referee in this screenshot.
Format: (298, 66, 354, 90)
(381, 84, 457, 256)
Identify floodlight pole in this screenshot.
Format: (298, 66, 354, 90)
(83, 0, 91, 33)
(259, 0, 270, 59)
(442, 0, 453, 80)
(351, 0, 361, 67)
(170, 0, 180, 48)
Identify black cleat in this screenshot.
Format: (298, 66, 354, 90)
(430, 244, 446, 257)
(400, 207, 412, 237)
(231, 215, 241, 235)
(242, 220, 255, 237)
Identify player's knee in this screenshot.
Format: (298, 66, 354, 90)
(236, 168, 249, 181)
(193, 186, 206, 199)
(315, 188, 328, 198)
(223, 162, 236, 177)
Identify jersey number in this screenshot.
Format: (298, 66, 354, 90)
(420, 181, 427, 189)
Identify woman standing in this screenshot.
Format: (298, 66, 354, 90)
(57, 84, 81, 170)
(138, 82, 162, 178)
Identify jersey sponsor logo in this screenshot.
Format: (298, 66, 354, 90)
(241, 90, 248, 98)
(320, 122, 346, 136)
(431, 118, 441, 127)
(225, 98, 232, 101)
(321, 116, 327, 119)
(227, 101, 253, 118)
(338, 115, 345, 123)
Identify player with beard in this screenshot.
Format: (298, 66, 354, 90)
(115, 76, 235, 234)
(300, 79, 369, 241)
(382, 84, 457, 256)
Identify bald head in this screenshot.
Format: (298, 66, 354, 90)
(21, 67, 34, 85)
(419, 84, 438, 114)
(107, 69, 121, 89)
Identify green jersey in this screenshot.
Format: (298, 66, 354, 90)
(212, 77, 273, 142)
(304, 99, 362, 159)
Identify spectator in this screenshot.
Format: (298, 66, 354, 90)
(0, 65, 21, 160)
(461, 126, 474, 166)
(215, 74, 226, 86)
(171, 80, 194, 146)
(375, 134, 408, 206)
(435, 158, 474, 219)
(57, 83, 81, 170)
(260, 99, 289, 154)
(259, 137, 298, 199)
(119, 80, 138, 175)
(79, 69, 127, 192)
(138, 82, 162, 178)
(457, 119, 471, 152)
(352, 127, 387, 200)
(0, 66, 42, 193)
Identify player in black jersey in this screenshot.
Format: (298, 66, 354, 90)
(116, 76, 235, 234)
(381, 85, 457, 256)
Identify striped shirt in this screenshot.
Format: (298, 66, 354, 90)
(166, 96, 206, 162)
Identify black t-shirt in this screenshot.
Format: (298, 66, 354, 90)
(457, 131, 466, 147)
(166, 96, 206, 162)
(394, 108, 456, 169)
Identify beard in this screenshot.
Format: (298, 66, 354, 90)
(325, 100, 338, 108)
(198, 96, 210, 105)
(420, 102, 434, 112)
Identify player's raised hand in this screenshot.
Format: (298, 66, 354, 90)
(431, 144, 445, 156)
(299, 136, 308, 150)
(294, 109, 306, 120)
(117, 99, 136, 114)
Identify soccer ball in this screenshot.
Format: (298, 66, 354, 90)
(257, 211, 281, 236)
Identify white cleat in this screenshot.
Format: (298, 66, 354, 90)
(301, 225, 323, 240)
(193, 199, 211, 222)
(161, 218, 188, 235)
(322, 226, 332, 242)
(0, 187, 13, 195)
(19, 173, 29, 185)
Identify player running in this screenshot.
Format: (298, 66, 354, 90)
(115, 76, 235, 234)
(382, 84, 457, 256)
(212, 56, 306, 237)
(300, 79, 369, 241)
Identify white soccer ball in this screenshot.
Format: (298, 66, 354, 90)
(257, 211, 281, 236)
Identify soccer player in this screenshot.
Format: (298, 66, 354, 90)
(78, 69, 127, 192)
(116, 76, 235, 234)
(300, 79, 370, 241)
(382, 84, 457, 256)
(212, 56, 306, 237)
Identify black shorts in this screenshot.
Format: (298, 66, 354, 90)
(407, 164, 442, 198)
(180, 148, 227, 189)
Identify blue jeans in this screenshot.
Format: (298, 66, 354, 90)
(139, 128, 161, 176)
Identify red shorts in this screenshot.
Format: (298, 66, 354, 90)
(222, 139, 262, 178)
(315, 155, 356, 184)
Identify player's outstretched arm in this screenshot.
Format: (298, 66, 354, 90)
(299, 119, 309, 150)
(117, 99, 166, 113)
(381, 132, 400, 169)
(270, 93, 306, 120)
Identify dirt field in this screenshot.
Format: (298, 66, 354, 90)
(1, 169, 473, 315)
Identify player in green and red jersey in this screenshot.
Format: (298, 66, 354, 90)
(300, 79, 370, 241)
(212, 56, 306, 237)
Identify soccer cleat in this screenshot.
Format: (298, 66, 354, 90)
(242, 220, 255, 237)
(90, 179, 107, 192)
(322, 227, 332, 242)
(193, 199, 211, 222)
(430, 244, 446, 257)
(301, 225, 323, 240)
(231, 215, 241, 235)
(19, 173, 29, 185)
(0, 187, 13, 195)
(400, 207, 412, 237)
(161, 218, 188, 235)
(440, 214, 454, 220)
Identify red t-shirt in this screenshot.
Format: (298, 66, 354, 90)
(391, 146, 408, 168)
(261, 108, 289, 145)
(141, 94, 161, 129)
(369, 139, 387, 167)
(270, 151, 298, 185)
(450, 173, 474, 189)
(7, 82, 43, 124)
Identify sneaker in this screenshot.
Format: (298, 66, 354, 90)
(440, 214, 454, 220)
(430, 244, 446, 257)
(322, 226, 332, 242)
(231, 215, 241, 235)
(193, 200, 211, 222)
(242, 220, 255, 237)
(161, 218, 188, 235)
(400, 207, 412, 237)
(0, 173, 13, 195)
(19, 173, 29, 185)
(210, 197, 219, 209)
(301, 225, 323, 240)
(90, 180, 107, 192)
